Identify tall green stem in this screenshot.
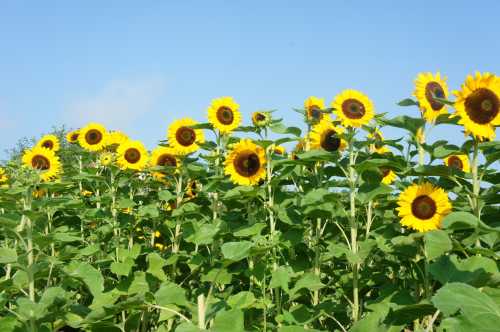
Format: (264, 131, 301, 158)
(471, 140, 481, 219)
(23, 192, 36, 332)
(348, 135, 359, 322)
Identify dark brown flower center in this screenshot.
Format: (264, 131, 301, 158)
(255, 112, 266, 122)
(85, 129, 103, 145)
(71, 133, 79, 141)
(32, 155, 50, 170)
(447, 156, 463, 170)
(307, 105, 323, 122)
(234, 151, 261, 177)
(321, 130, 341, 152)
(157, 154, 177, 167)
(124, 148, 141, 164)
(176, 127, 196, 146)
(425, 81, 445, 111)
(42, 140, 54, 149)
(464, 88, 499, 124)
(216, 106, 234, 125)
(342, 99, 366, 119)
(411, 195, 437, 220)
(380, 167, 391, 177)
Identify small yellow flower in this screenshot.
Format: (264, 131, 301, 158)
(252, 111, 272, 127)
(207, 96, 242, 134)
(444, 154, 470, 173)
(273, 145, 286, 155)
(36, 134, 60, 152)
(332, 90, 374, 128)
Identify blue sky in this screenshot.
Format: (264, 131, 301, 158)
(1, 1, 499, 158)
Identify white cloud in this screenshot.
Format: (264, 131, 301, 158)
(64, 76, 166, 130)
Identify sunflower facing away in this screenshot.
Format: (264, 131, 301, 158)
(304, 96, 329, 124)
(444, 154, 470, 173)
(414, 72, 449, 123)
(78, 123, 107, 152)
(150, 146, 179, 181)
(453, 72, 500, 141)
(396, 182, 452, 232)
(368, 129, 391, 154)
(332, 90, 374, 128)
(66, 130, 80, 144)
(380, 167, 397, 185)
(207, 97, 242, 134)
(116, 140, 149, 171)
(0, 167, 8, 185)
(36, 134, 60, 151)
(99, 152, 114, 166)
(309, 120, 346, 152)
(185, 180, 200, 199)
(167, 118, 205, 155)
(104, 130, 129, 149)
(252, 111, 272, 128)
(225, 139, 266, 186)
(22, 147, 61, 182)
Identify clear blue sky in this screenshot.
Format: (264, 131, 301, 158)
(1, 1, 499, 158)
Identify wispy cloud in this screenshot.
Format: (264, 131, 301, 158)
(64, 76, 166, 131)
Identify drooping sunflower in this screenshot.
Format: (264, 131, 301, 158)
(252, 111, 272, 127)
(367, 129, 391, 154)
(150, 146, 179, 181)
(116, 140, 149, 171)
(207, 97, 242, 134)
(99, 152, 114, 166)
(273, 145, 286, 156)
(22, 147, 61, 181)
(304, 96, 329, 124)
(453, 72, 500, 141)
(36, 134, 60, 151)
(396, 182, 452, 232)
(167, 118, 205, 155)
(66, 130, 80, 143)
(225, 139, 266, 186)
(104, 131, 128, 149)
(414, 72, 449, 123)
(78, 123, 107, 152)
(380, 167, 397, 185)
(332, 90, 374, 128)
(309, 120, 346, 152)
(444, 154, 470, 173)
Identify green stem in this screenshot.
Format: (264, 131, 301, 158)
(313, 217, 321, 306)
(23, 192, 37, 332)
(348, 134, 359, 322)
(471, 140, 481, 219)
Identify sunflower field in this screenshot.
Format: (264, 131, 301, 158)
(0, 72, 499, 332)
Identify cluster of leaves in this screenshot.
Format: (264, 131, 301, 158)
(0, 112, 499, 332)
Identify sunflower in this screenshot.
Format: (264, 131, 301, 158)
(453, 72, 500, 141)
(274, 145, 286, 155)
(78, 123, 107, 152)
(251, 111, 272, 128)
(36, 134, 60, 152)
(66, 130, 80, 143)
(367, 129, 391, 154)
(309, 120, 346, 152)
(22, 147, 61, 181)
(150, 146, 179, 181)
(396, 182, 452, 232)
(380, 167, 397, 185)
(104, 131, 128, 149)
(332, 90, 374, 128)
(304, 96, 329, 124)
(32, 187, 47, 198)
(444, 154, 470, 173)
(414, 72, 449, 123)
(99, 152, 114, 166)
(185, 180, 200, 199)
(167, 118, 205, 155)
(116, 140, 149, 171)
(207, 97, 241, 134)
(0, 167, 8, 184)
(225, 139, 266, 186)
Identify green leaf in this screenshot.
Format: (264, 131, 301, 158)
(433, 144, 461, 159)
(397, 98, 418, 107)
(155, 282, 188, 307)
(429, 255, 499, 287)
(117, 198, 135, 209)
(357, 183, 393, 203)
(442, 211, 479, 230)
(65, 262, 104, 296)
(270, 266, 292, 293)
(0, 248, 17, 264)
(147, 253, 167, 281)
(424, 230, 452, 260)
(138, 204, 159, 218)
(227, 291, 256, 309)
(269, 123, 301, 137)
(381, 115, 425, 135)
(211, 309, 244, 332)
(233, 223, 266, 237)
(289, 273, 324, 298)
(221, 241, 253, 261)
(278, 327, 323, 332)
(185, 222, 220, 245)
(158, 190, 175, 201)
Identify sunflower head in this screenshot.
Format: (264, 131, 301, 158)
(444, 154, 470, 173)
(167, 118, 205, 155)
(453, 72, 500, 141)
(304, 96, 329, 124)
(36, 134, 61, 152)
(396, 182, 452, 232)
(368, 129, 391, 154)
(150, 146, 179, 181)
(66, 130, 80, 143)
(185, 180, 201, 199)
(332, 90, 374, 128)
(0, 167, 9, 184)
(100, 152, 114, 166)
(22, 147, 62, 182)
(207, 97, 242, 134)
(252, 111, 272, 128)
(116, 140, 149, 171)
(273, 145, 286, 156)
(414, 72, 449, 123)
(380, 167, 397, 185)
(104, 131, 129, 149)
(225, 139, 266, 186)
(78, 123, 107, 152)
(309, 120, 346, 152)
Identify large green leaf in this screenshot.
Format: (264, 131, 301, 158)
(221, 241, 253, 261)
(0, 248, 17, 264)
(424, 230, 452, 260)
(211, 309, 244, 332)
